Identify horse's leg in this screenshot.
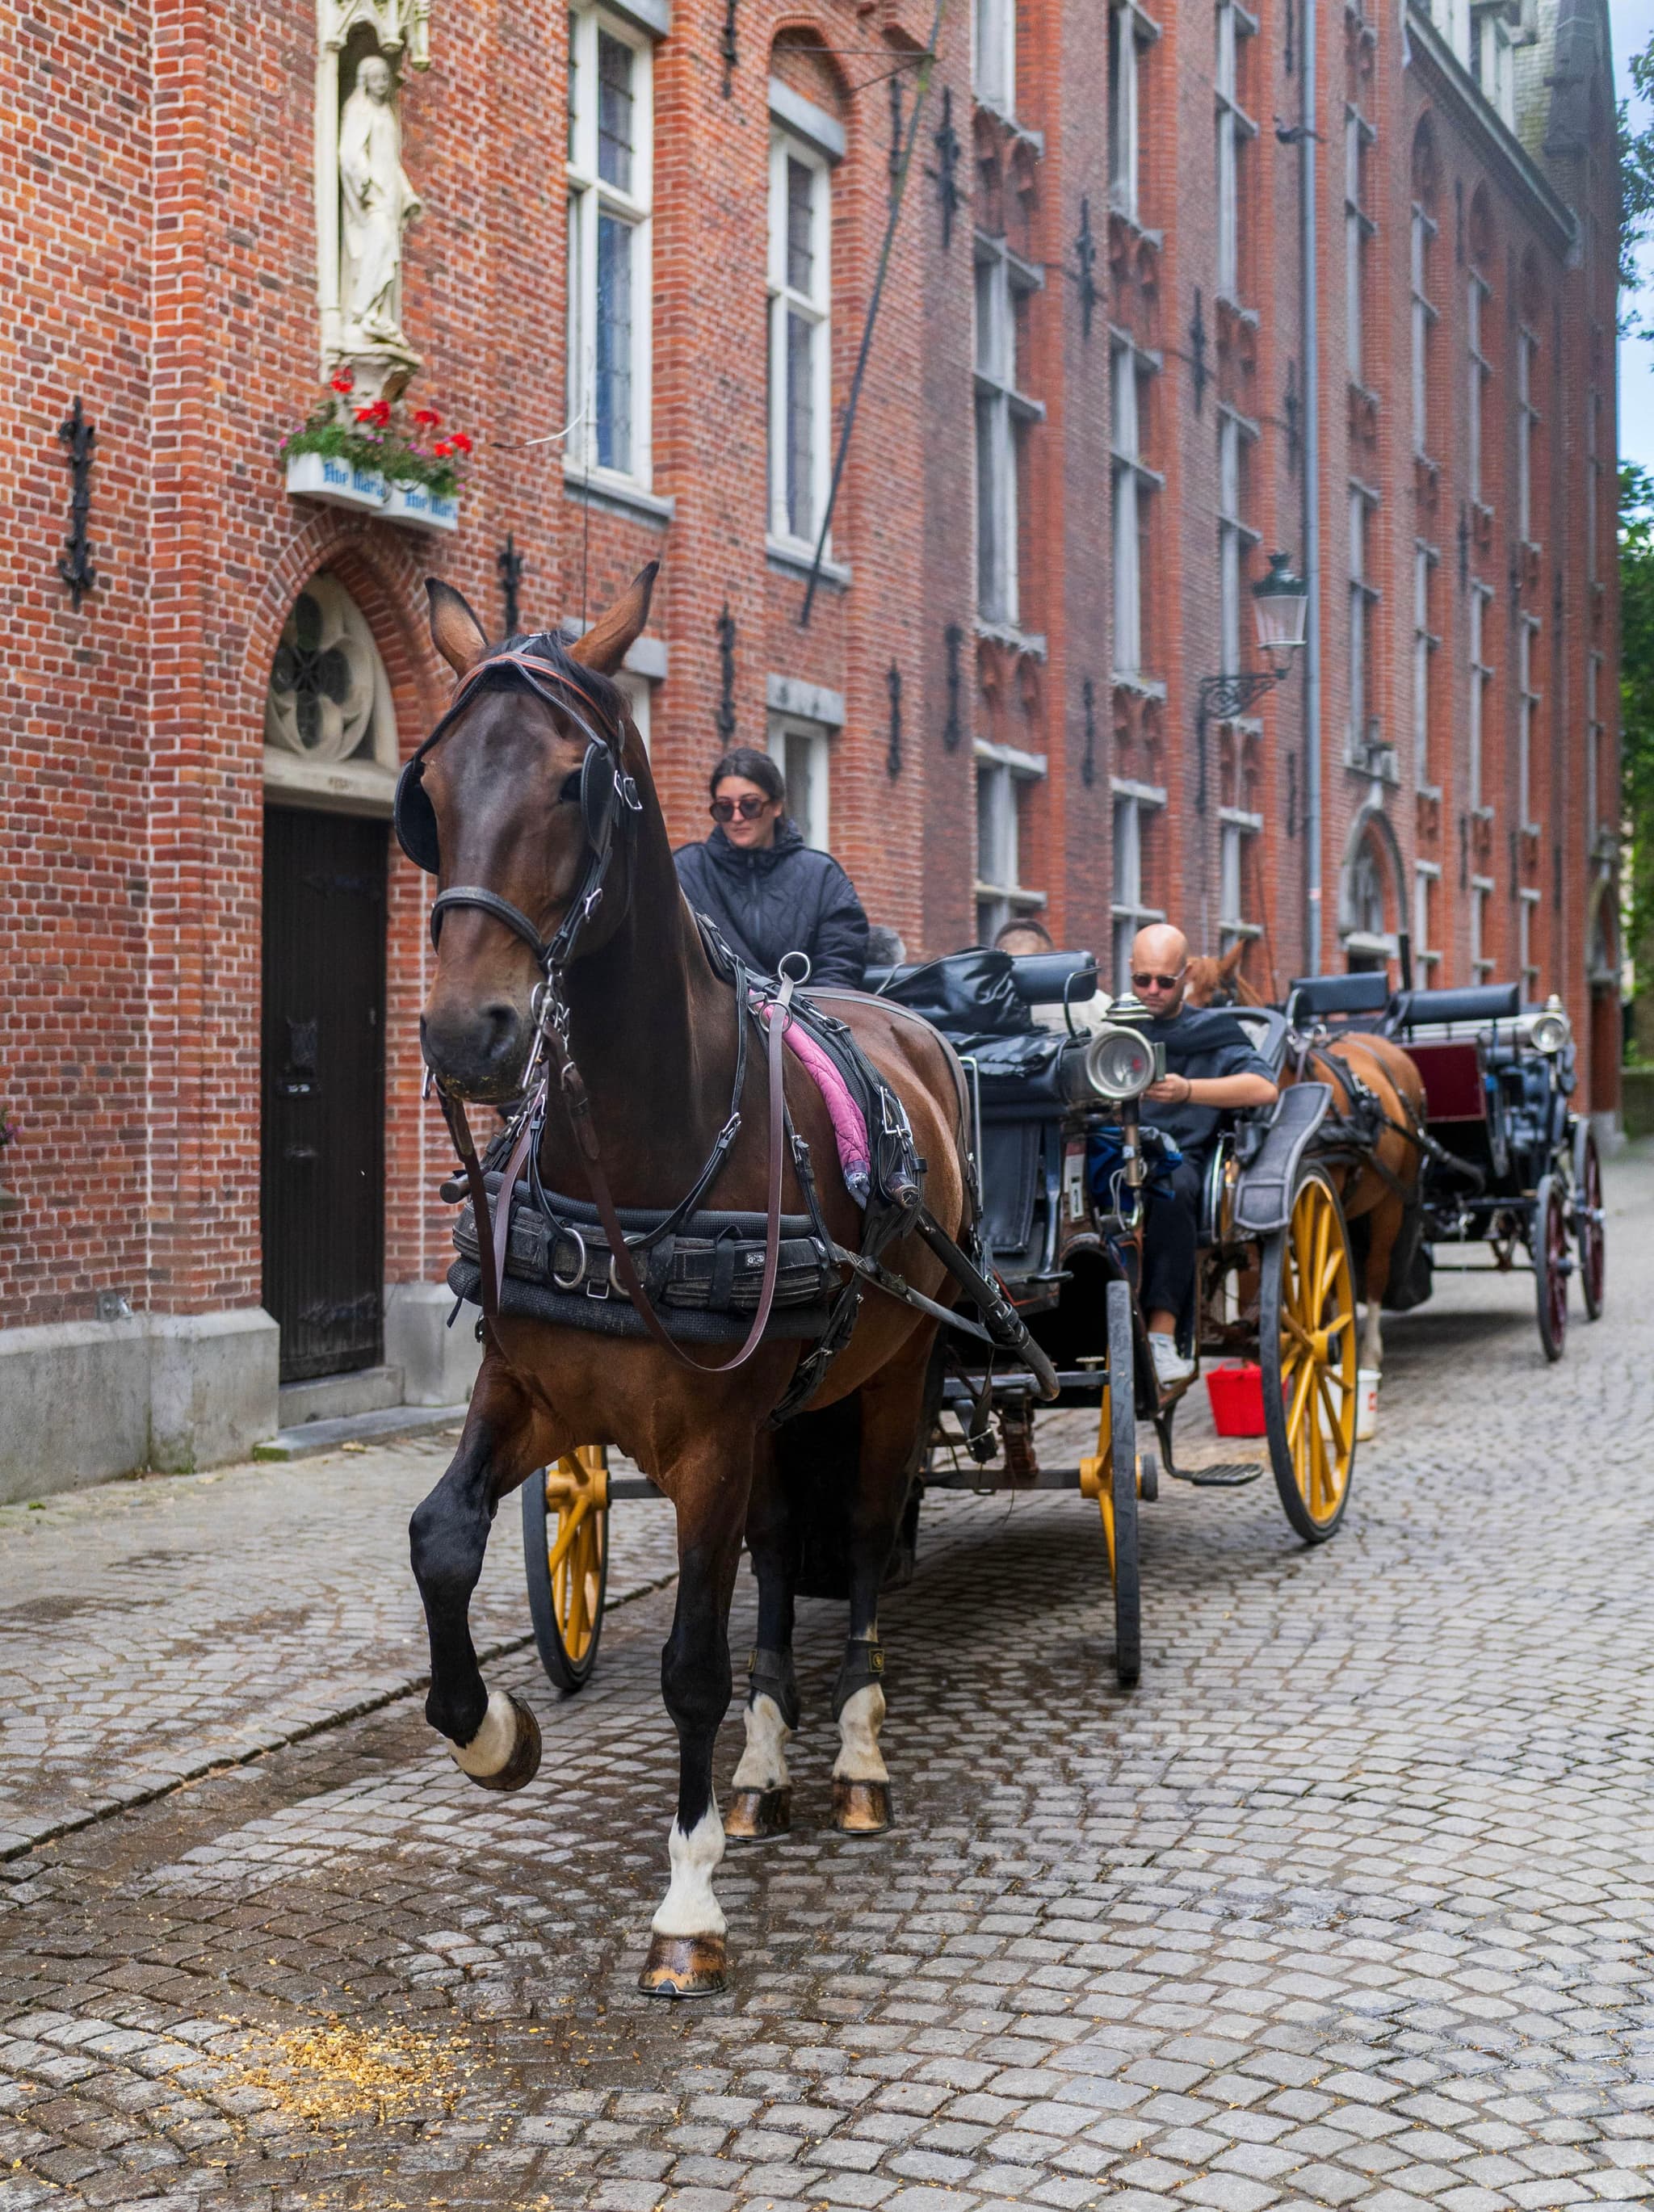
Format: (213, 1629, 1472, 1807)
(832, 1335, 935, 1836)
(640, 1436, 752, 1998)
(409, 1359, 552, 1790)
(726, 1433, 800, 1842)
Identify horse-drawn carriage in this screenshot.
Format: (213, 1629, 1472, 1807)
(518, 945, 1362, 1696)
(1274, 971, 1606, 1363)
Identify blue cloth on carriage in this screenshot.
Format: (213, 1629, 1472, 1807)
(1085, 1122, 1183, 1209)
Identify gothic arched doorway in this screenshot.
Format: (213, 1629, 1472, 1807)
(260, 574, 395, 1385)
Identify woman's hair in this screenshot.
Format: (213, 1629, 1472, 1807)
(708, 745, 785, 804)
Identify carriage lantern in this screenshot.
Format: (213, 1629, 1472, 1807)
(1529, 994, 1572, 1056)
(1061, 1020, 1165, 1106)
(1251, 552, 1310, 674)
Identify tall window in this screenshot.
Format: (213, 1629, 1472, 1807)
(1471, 875, 1494, 981)
(974, 0, 1015, 111)
(1111, 784, 1165, 988)
(1516, 326, 1539, 544)
(1468, 583, 1492, 812)
(975, 239, 1039, 628)
(767, 135, 831, 550)
(1413, 544, 1437, 786)
(1518, 888, 1541, 994)
(1215, 0, 1254, 300)
(1414, 863, 1441, 972)
(1347, 490, 1376, 754)
(1467, 267, 1491, 508)
(1219, 814, 1258, 951)
(1112, 344, 1158, 678)
(1218, 412, 1253, 674)
(976, 748, 1043, 940)
(1410, 201, 1437, 454)
(771, 715, 832, 850)
(1518, 615, 1539, 828)
(1473, 6, 1515, 124)
(1345, 108, 1374, 384)
(1110, 2, 1152, 224)
(567, 8, 653, 481)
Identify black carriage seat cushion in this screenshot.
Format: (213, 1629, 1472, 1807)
(1287, 972, 1392, 1022)
(1230, 1081, 1334, 1238)
(1392, 981, 1521, 1029)
(978, 1119, 1043, 1265)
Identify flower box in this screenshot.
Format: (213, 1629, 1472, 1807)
(286, 451, 387, 510)
(384, 480, 460, 533)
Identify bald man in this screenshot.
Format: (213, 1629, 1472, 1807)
(1127, 923, 1278, 1386)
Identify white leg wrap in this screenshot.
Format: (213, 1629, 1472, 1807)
(832, 1682, 888, 1783)
(450, 1688, 518, 1779)
(650, 1805, 727, 1937)
(730, 1694, 792, 1792)
(1362, 1305, 1383, 1370)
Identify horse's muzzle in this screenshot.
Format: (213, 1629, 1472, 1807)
(420, 999, 531, 1102)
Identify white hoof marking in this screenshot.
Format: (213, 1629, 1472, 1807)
(650, 1804, 727, 1937)
(731, 1693, 792, 1793)
(833, 1682, 888, 1783)
(450, 1687, 518, 1779)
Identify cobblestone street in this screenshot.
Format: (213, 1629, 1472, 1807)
(2, 1150, 1652, 2212)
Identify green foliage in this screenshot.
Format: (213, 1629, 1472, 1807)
(1621, 464, 1654, 993)
(278, 389, 465, 495)
(1623, 34, 1654, 337)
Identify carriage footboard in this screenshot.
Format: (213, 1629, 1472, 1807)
(1232, 1081, 1333, 1236)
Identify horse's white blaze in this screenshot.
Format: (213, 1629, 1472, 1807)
(832, 1682, 888, 1782)
(650, 1804, 727, 1937)
(731, 1694, 791, 1792)
(450, 1686, 519, 1779)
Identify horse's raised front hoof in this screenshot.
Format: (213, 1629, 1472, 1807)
(638, 1932, 728, 1998)
(724, 1787, 791, 1842)
(832, 1777, 891, 1835)
(450, 1689, 543, 1794)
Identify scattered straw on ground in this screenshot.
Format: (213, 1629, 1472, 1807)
(221, 2018, 468, 2129)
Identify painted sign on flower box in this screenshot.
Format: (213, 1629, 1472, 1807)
(385, 480, 460, 533)
(286, 451, 388, 510)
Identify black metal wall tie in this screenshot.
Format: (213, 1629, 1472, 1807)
(942, 623, 963, 750)
(497, 534, 525, 638)
(1073, 198, 1100, 342)
(886, 662, 904, 779)
(928, 86, 963, 250)
(889, 74, 905, 204)
(720, 0, 737, 95)
(1081, 677, 1098, 787)
(1190, 290, 1209, 415)
(57, 397, 97, 611)
(716, 604, 737, 742)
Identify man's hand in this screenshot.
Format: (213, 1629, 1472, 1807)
(1144, 1072, 1279, 1110)
(1146, 1073, 1193, 1106)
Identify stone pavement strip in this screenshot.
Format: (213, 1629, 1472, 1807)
(1, 1150, 1652, 2210)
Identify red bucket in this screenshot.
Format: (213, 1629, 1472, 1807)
(1205, 1361, 1266, 1438)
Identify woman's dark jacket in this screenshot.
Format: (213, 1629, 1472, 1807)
(673, 819, 869, 988)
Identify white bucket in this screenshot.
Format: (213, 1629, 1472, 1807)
(1355, 1367, 1380, 1442)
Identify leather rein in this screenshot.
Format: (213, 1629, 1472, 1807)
(415, 647, 796, 1379)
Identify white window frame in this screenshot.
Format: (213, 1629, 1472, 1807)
(1347, 488, 1378, 756)
(1413, 542, 1438, 789)
(1518, 613, 1540, 832)
(1110, 1, 1159, 225)
(1110, 779, 1167, 990)
(566, 5, 654, 488)
(973, 0, 1015, 113)
(1517, 325, 1539, 546)
(1345, 107, 1375, 385)
(1111, 339, 1162, 680)
(976, 741, 1047, 942)
(975, 235, 1043, 630)
(1218, 408, 1258, 676)
(1215, 0, 1257, 304)
(1471, 872, 1495, 981)
(767, 130, 833, 556)
(1218, 807, 1263, 951)
(1467, 268, 1491, 510)
(1410, 201, 1438, 456)
(1468, 581, 1493, 814)
(1518, 884, 1541, 995)
(769, 711, 833, 852)
(1473, 3, 1515, 126)
(1413, 860, 1442, 973)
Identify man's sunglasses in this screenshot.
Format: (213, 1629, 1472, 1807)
(1131, 970, 1186, 991)
(709, 795, 772, 822)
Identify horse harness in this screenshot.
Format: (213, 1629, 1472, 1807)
(1293, 1031, 1477, 1198)
(398, 644, 1054, 1420)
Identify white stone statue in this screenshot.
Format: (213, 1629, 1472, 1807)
(338, 53, 422, 352)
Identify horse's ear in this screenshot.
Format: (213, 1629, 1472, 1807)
(426, 578, 489, 676)
(1219, 941, 1246, 980)
(569, 562, 658, 676)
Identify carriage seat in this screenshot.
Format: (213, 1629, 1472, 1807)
(1284, 971, 1392, 1030)
(865, 946, 1099, 1031)
(1388, 980, 1520, 1031)
(1228, 1004, 1291, 1081)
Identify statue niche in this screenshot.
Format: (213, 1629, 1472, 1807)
(338, 52, 422, 355)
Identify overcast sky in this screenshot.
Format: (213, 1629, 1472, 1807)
(1618, 0, 1653, 471)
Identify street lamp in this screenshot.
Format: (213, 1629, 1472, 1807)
(1194, 551, 1309, 813)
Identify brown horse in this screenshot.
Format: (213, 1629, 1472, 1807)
(405, 566, 971, 1998)
(1186, 944, 1426, 1370)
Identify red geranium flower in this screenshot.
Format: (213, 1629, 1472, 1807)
(432, 440, 451, 458)
(355, 399, 392, 429)
(447, 430, 473, 455)
(330, 368, 355, 395)
(412, 406, 443, 429)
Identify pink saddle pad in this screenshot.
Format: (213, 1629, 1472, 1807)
(760, 1001, 872, 1203)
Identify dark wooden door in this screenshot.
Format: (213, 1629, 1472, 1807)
(261, 808, 387, 1382)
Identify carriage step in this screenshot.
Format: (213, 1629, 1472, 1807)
(1171, 1460, 1265, 1488)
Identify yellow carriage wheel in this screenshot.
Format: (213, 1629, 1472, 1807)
(1077, 1278, 1141, 1688)
(520, 1446, 611, 1692)
(1259, 1169, 1358, 1544)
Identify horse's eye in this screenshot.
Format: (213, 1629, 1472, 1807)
(557, 770, 583, 805)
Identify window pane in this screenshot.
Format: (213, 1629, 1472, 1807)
(595, 210, 634, 472)
(568, 12, 581, 164)
(1112, 798, 1140, 905)
(976, 394, 1002, 619)
(786, 308, 815, 539)
(787, 158, 815, 297)
(1220, 824, 1241, 928)
(597, 31, 634, 191)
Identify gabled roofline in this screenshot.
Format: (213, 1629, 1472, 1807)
(1405, 4, 1578, 262)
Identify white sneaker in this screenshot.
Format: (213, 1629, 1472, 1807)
(1149, 1332, 1195, 1388)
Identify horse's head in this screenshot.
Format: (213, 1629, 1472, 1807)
(1185, 942, 1256, 1009)
(402, 564, 657, 1101)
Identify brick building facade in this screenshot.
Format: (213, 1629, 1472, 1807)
(0, 0, 1618, 1488)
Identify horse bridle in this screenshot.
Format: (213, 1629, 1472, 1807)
(399, 645, 796, 1379)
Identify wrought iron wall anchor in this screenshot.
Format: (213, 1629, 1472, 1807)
(57, 397, 97, 611)
(497, 534, 526, 637)
(1194, 669, 1283, 816)
(715, 604, 737, 743)
(886, 662, 904, 779)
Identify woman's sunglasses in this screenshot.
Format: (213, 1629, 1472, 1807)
(1131, 970, 1186, 991)
(709, 795, 772, 822)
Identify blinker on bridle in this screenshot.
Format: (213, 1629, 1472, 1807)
(394, 647, 643, 976)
